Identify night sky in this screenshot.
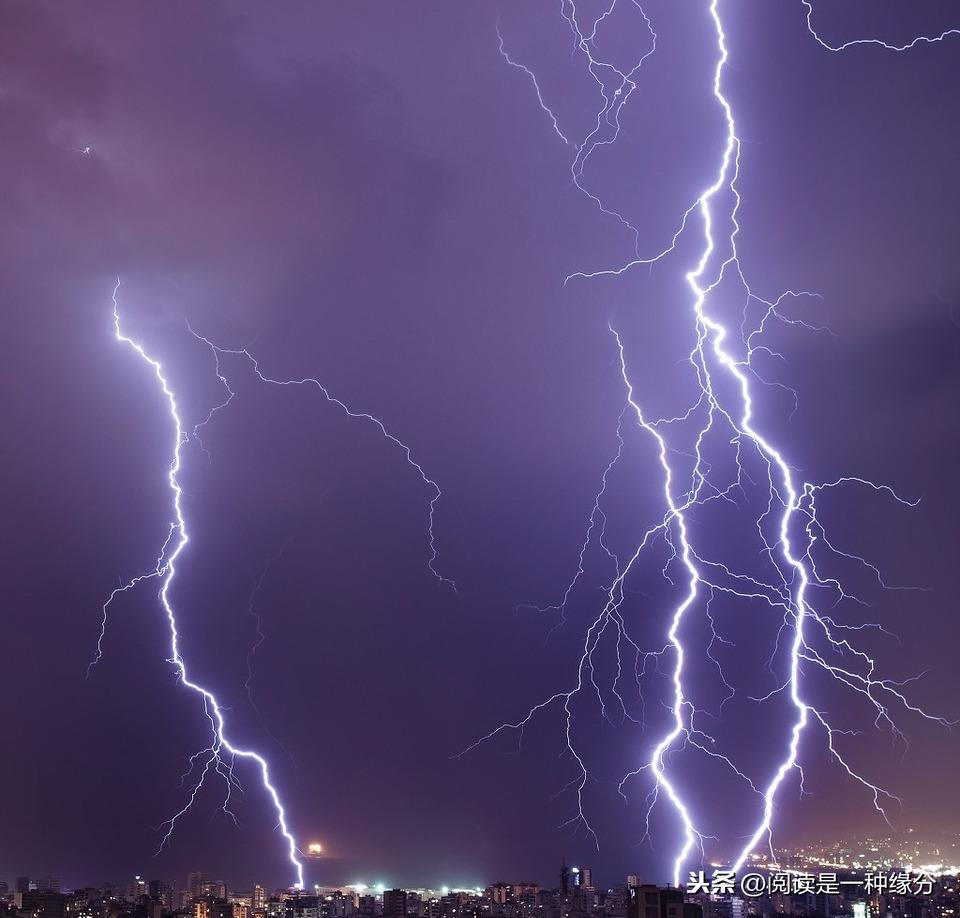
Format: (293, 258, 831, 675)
(2, 0, 959, 895)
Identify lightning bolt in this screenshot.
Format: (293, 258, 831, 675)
(100, 273, 455, 881)
(465, 0, 955, 885)
(105, 279, 305, 889)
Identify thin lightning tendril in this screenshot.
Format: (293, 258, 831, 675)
(801, 1, 960, 52)
(464, 0, 956, 884)
(188, 328, 456, 592)
(245, 542, 291, 711)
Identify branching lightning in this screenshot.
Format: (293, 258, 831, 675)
(465, 0, 956, 884)
(99, 271, 459, 882)
(106, 280, 304, 888)
(99, 273, 455, 883)
(93, 0, 957, 888)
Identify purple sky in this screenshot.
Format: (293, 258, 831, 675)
(2, 0, 959, 893)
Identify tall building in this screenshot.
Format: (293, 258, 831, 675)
(16, 878, 32, 895)
(127, 878, 147, 901)
(38, 878, 62, 895)
(568, 868, 592, 891)
(253, 887, 267, 912)
(227, 896, 251, 918)
(561, 861, 570, 897)
(384, 890, 407, 918)
(188, 874, 207, 903)
(203, 882, 228, 901)
(149, 881, 173, 909)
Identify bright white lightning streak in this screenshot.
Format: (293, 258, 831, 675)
(613, 327, 704, 882)
(729, 0, 960, 873)
(695, 6, 810, 876)
(468, 0, 955, 886)
(640, 0, 954, 881)
(108, 280, 304, 889)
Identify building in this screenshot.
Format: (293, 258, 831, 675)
(126, 880, 147, 902)
(569, 869, 592, 892)
(286, 896, 320, 918)
(628, 887, 696, 918)
(607, 887, 630, 918)
(16, 891, 67, 918)
(383, 892, 407, 918)
(187, 875, 208, 903)
(196, 900, 235, 918)
(630, 885, 663, 918)
(70, 888, 107, 917)
(148, 882, 173, 909)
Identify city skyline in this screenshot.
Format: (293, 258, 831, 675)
(0, 844, 960, 911)
(3, 0, 960, 893)
(9, 832, 960, 898)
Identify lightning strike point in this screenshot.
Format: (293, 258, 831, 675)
(107, 278, 304, 889)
